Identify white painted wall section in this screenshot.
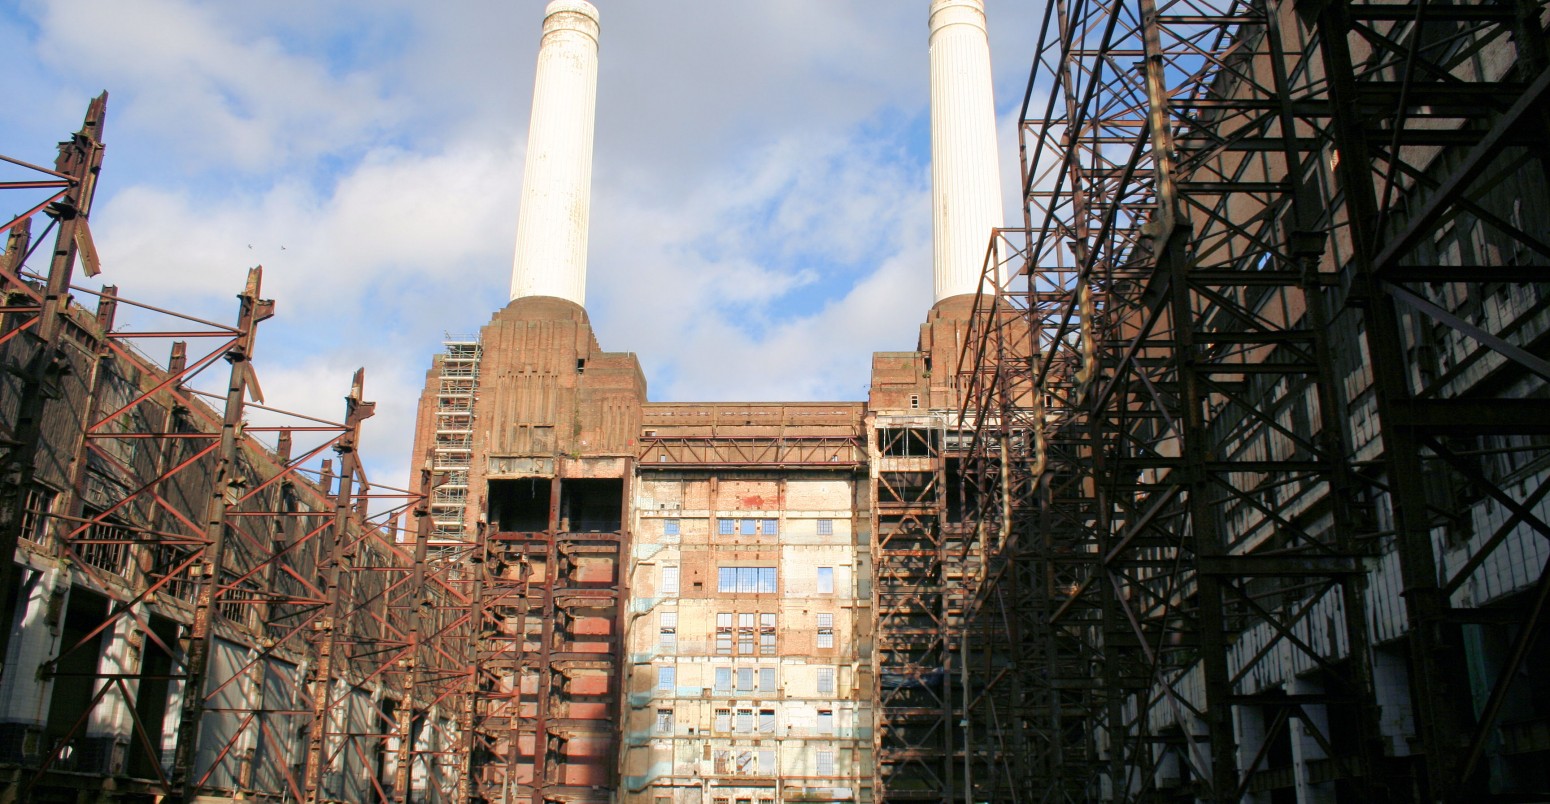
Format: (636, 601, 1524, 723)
(929, 0, 1006, 302)
(510, 0, 600, 307)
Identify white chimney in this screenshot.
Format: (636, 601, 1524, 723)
(929, 0, 1005, 302)
(510, 0, 600, 307)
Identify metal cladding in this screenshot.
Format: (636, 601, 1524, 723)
(510, 0, 600, 307)
(928, 0, 1004, 302)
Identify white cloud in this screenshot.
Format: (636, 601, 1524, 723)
(7, 0, 1047, 491)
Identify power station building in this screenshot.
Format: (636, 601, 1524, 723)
(0, 0, 1546, 802)
(402, 3, 1007, 801)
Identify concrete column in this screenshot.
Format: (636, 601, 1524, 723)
(929, 0, 1006, 302)
(510, 0, 601, 307)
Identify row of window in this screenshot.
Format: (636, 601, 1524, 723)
(659, 518, 838, 536)
(658, 612, 837, 654)
(705, 748, 838, 776)
(654, 707, 841, 736)
(655, 665, 838, 695)
(718, 566, 777, 594)
(659, 565, 837, 595)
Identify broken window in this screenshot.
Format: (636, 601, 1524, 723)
(716, 613, 734, 655)
(659, 612, 677, 653)
(817, 613, 835, 649)
(738, 613, 756, 654)
(817, 566, 834, 594)
(656, 708, 672, 734)
(760, 613, 777, 655)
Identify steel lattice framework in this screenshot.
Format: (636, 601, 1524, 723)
(0, 98, 478, 803)
(956, 0, 1550, 801)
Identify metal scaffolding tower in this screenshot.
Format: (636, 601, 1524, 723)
(955, 0, 1550, 800)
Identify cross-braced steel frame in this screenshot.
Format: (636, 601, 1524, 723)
(957, 0, 1550, 800)
(0, 98, 475, 802)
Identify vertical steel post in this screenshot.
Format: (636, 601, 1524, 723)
(169, 267, 274, 801)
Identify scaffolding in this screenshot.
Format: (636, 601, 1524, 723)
(0, 98, 470, 803)
(955, 0, 1550, 800)
(432, 335, 482, 539)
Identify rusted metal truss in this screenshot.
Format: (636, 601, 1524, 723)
(0, 99, 475, 802)
(955, 0, 1550, 801)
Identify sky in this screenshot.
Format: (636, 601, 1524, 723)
(0, 0, 1042, 492)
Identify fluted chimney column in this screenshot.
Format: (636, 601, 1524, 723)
(929, 0, 1005, 302)
(510, 0, 600, 306)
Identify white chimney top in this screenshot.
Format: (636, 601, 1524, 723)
(929, 0, 1006, 302)
(509, 0, 601, 307)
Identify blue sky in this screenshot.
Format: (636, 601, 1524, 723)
(0, 0, 1040, 490)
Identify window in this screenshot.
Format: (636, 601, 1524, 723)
(663, 518, 680, 535)
(713, 750, 731, 774)
(758, 748, 775, 774)
(760, 613, 777, 655)
(716, 613, 734, 655)
(735, 708, 754, 733)
(738, 613, 756, 654)
(714, 708, 731, 732)
(737, 667, 755, 692)
(817, 566, 834, 594)
(736, 751, 756, 774)
(817, 613, 835, 649)
(719, 518, 735, 536)
(817, 666, 835, 695)
(817, 709, 834, 735)
(656, 708, 673, 735)
(817, 749, 835, 775)
(657, 666, 675, 692)
(759, 709, 776, 734)
(817, 518, 834, 536)
(20, 485, 55, 543)
(909, 393, 920, 409)
(661, 565, 679, 595)
(759, 667, 777, 693)
(762, 518, 778, 535)
(718, 567, 777, 594)
(715, 667, 731, 693)
(740, 518, 756, 536)
(659, 612, 677, 652)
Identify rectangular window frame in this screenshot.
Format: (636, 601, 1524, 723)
(659, 611, 678, 653)
(817, 566, 834, 594)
